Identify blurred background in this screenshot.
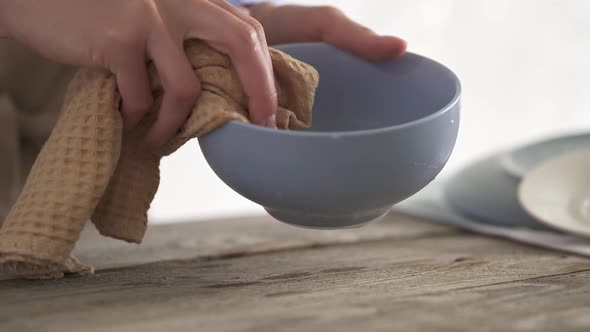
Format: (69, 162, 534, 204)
(149, 0, 590, 223)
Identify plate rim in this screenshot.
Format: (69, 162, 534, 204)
(518, 150, 590, 237)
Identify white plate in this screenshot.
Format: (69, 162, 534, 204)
(518, 151, 590, 237)
(501, 132, 590, 178)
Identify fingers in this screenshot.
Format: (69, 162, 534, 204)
(116, 0, 279, 146)
(186, 1, 277, 128)
(257, 5, 407, 61)
(114, 52, 153, 130)
(316, 7, 407, 61)
(211, 0, 271, 65)
(145, 28, 200, 146)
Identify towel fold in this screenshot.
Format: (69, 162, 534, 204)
(0, 40, 319, 278)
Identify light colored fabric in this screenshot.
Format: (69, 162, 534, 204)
(0, 40, 76, 224)
(0, 0, 289, 278)
(0, 40, 318, 279)
(0, 2, 283, 225)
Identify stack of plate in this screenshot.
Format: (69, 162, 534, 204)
(444, 132, 590, 237)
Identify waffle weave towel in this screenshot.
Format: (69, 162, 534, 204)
(0, 40, 319, 278)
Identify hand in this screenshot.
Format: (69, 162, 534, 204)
(249, 4, 407, 61)
(0, 0, 278, 146)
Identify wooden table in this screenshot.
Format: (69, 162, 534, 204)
(2, 212, 590, 331)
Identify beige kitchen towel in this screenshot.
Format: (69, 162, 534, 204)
(0, 40, 77, 226)
(0, 40, 319, 278)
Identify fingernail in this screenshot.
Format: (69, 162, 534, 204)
(396, 39, 408, 56)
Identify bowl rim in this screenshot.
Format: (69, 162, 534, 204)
(222, 43, 461, 138)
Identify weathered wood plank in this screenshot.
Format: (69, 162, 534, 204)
(72, 212, 457, 270)
(2, 228, 589, 332)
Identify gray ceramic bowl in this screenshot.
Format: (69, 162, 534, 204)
(199, 43, 461, 229)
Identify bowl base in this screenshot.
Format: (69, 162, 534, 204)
(264, 206, 391, 229)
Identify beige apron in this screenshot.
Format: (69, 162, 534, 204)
(0, 40, 76, 222)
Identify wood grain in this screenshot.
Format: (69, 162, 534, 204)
(1, 212, 589, 331)
(72, 212, 457, 270)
